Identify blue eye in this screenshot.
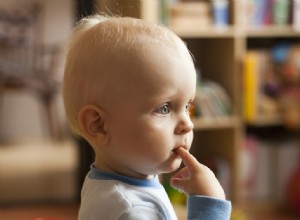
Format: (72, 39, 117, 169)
(156, 104, 171, 115)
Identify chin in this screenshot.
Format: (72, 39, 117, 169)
(160, 157, 182, 174)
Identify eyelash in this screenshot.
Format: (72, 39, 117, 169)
(155, 102, 193, 115)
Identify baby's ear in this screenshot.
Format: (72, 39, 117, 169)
(78, 105, 109, 146)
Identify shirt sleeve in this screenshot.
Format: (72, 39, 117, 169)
(187, 196, 232, 220)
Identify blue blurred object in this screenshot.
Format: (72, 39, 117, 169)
(212, 0, 229, 27)
(255, 0, 266, 25)
(271, 43, 291, 63)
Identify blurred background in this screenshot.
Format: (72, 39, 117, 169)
(1, 0, 300, 220)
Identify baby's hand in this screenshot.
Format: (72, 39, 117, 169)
(170, 147, 226, 200)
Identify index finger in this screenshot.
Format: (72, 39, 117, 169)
(175, 147, 200, 173)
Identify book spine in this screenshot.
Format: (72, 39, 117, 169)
(211, 0, 229, 27)
(263, 0, 274, 25)
(243, 52, 259, 122)
(139, 0, 160, 23)
(293, 0, 300, 31)
(255, 0, 266, 26)
(273, 0, 290, 25)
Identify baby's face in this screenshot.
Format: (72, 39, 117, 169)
(102, 44, 196, 178)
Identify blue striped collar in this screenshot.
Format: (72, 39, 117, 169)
(88, 164, 163, 189)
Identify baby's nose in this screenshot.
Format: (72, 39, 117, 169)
(175, 114, 194, 135)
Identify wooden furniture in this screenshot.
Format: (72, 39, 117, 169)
(96, 0, 300, 207)
(97, 0, 243, 202)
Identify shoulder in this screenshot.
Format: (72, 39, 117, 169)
(79, 178, 168, 220)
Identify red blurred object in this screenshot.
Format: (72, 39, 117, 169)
(287, 166, 300, 213)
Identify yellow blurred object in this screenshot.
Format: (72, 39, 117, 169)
(230, 209, 247, 220)
(243, 52, 258, 122)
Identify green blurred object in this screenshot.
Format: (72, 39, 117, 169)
(160, 0, 169, 25)
(273, 0, 290, 25)
(164, 180, 186, 205)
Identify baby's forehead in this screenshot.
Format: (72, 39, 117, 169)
(72, 17, 194, 91)
(80, 18, 182, 53)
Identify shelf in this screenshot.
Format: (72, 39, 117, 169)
(192, 116, 240, 130)
(246, 114, 283, 127)
(246, 25, 300, 38)
(169, 26, 236, 38)
(169, 25, 300, 38)
(97, 1, 300, 204)
(170, 25, 300, 38)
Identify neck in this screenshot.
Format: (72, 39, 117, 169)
(94, 156, 154, 180)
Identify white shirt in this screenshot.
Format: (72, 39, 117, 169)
(78, 164, 231, 220)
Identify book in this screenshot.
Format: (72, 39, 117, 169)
(243, 50, 281, 123)
(240, 136, 258, 200)
(201, 156, 231, 198)
(240, 135, 300, 202)
(243, 51, 260, 122)
(293, 0, 300, 31)
(276, 139, 300, 200)
(242, 0, 292, 27)
(139, 0, 160, 23)
(193, 80, 232, 118)
(253, 139, 275, 201)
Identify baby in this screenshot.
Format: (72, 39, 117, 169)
(63, 15, 231, 220)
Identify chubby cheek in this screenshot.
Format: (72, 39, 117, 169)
(127, 119, 173, 159)
(187, 131, 194, 148)
(135, 121, 172, 150)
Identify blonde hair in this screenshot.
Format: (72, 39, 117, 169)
(63, 15, 193, 137)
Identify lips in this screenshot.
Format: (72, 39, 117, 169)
(172, 138, 189, 153)
(172, 145, 189, 153)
